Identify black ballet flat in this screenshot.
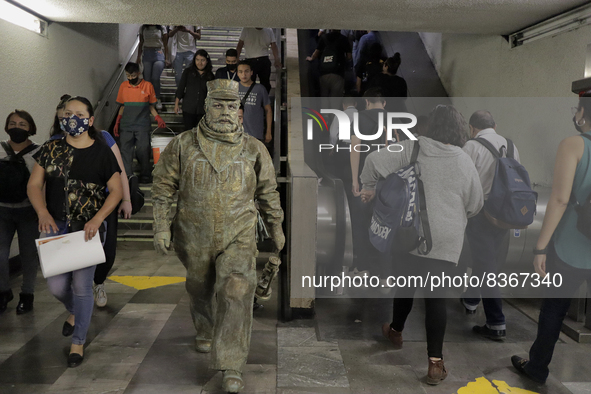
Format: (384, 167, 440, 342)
(67, 352, 84, 368)
(62, 321, 75, 337)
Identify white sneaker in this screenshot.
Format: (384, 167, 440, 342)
(93, 283, 107, 307)
(156, 100, 163, 110)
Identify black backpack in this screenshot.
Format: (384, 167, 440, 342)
(368, 141, 432, 255)
(0, 142, 38, 203)
(319, 35, 345, 75)
(571, 133, 591, 241)
(128, 174, 145, 215)
(473, 137, 537, 229)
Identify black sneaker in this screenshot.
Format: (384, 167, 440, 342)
(511, 355, 546, 384)
(473, 324, 506, 340)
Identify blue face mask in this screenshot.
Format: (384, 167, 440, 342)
(61, 115, 89, 137)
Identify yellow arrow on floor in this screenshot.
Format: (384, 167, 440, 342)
(108, 276, 186, 290)
(457, 377, 538, 393)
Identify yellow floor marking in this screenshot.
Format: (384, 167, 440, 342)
(457, 377, 538, 394)
(108, 275, 186, 290)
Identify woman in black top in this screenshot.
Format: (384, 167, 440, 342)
(174, 49, 215, 130)
(28, 96, 122, 368)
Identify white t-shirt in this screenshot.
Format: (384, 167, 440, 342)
(172, 25, 201, 53)
(141, 25, 166, 49)
(239, 28, 275, 58)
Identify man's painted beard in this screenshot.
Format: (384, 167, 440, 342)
(206, 113, 240, 133)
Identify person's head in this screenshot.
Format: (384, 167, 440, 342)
(468, 110, 496, 138)
(383, 53, 401, 75)
(125, 62, 141, 85)
(342, 93, 357, 109)
(191, 49, 212, 73)
(363, 87, 386, 109)
(225, 48, 238, 71)
(238, 105, 244, 124)
(237, 60, 252, 83)
(4, 110, 36, 144)
(50, 94, 72, 137)
(62, 96, 103, 142)
(424, 105, 468, 147)
(368, 42, 383, 60)
(204, 79, 241, 134)
(573, 93, 591, 133)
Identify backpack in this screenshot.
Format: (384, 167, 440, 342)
(319, 35, 345, 75)
(570, 133, 591, 241)
(474, 137, 537, 229)
(368, 141, 432, 255)
(0, 142, 38, 204)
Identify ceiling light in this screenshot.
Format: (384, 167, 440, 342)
(509, 2, 591, 48)
(0, 0, 47, 37)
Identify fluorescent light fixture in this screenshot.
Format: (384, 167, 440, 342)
(509, 2, 591, 48)
(0, 0, 47, 37)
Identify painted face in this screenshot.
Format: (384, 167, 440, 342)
(195, 55, 208, 71)
(205, 98, 241, 134)
(237, 64, 252, 83)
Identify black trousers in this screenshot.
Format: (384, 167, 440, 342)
(248, 56, 272, 93)
(524, 242, 591, 382)
(390, 253, 454, 358)
(94, 209, 118, 285)
(183, 112, 203, 131)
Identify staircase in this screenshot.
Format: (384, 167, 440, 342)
(117, 27, 247, 245)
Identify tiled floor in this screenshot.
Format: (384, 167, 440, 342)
(2, 245, 591, 394)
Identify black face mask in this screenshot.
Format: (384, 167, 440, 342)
(129, 77, 139, 85)
(573, 115, 583, 133)
(227, 63, 237, 71)
(7, 127, 29, 143)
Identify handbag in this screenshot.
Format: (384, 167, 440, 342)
(36, 230, 106, 278)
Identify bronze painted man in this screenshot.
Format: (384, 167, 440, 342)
(151, 79, 284, 393)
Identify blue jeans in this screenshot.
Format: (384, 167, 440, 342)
(524, 242, 591, 382)
(0, 206, 39, 294)
(173, 50, 195, 86)
(142, 47, 165, 99)
(45, 221, 98, 345)
(463, 211, 507, 330)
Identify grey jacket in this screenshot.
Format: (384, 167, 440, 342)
(360, 136, 484, 264)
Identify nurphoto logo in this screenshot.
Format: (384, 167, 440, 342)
(303, 108, 418, 153)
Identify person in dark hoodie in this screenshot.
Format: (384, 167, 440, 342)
(360, 105, 483, 386)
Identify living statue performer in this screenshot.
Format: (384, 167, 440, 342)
(151, 79, 284, 393)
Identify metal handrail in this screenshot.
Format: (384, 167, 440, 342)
(93, 36, 140, 130)
(273, 28, 284, 174)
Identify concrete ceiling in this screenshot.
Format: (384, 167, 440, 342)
(13, 0, 591, 35)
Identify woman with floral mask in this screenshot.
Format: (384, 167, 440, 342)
(27, 96, 122, 368)
(0, 110, 40, 315)
(49, 95, 132, 309)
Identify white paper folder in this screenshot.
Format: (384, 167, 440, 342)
(35, 231, 105, 278)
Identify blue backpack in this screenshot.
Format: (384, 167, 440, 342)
(368, 142, 432, 255)
(475, 138, 537, 229)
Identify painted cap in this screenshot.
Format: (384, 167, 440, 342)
(206, 79, 240, 100)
